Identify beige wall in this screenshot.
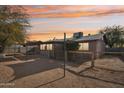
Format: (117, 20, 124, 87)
(89, 40, 105, 58)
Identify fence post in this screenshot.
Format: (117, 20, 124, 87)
(91, 52, 95, 67)
(25, 44, 28, 60)
(14, 44, 16, 56)
(64, 33, 67, 77)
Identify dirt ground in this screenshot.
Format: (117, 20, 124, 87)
(0, 55, 124, 88)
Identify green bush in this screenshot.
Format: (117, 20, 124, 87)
(66, 42, 80, 51)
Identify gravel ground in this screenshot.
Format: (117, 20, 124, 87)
(0, 55, 124, 88)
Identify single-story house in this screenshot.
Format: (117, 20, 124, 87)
(40, 32, 105, 62)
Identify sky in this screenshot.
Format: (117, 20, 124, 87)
(23, 5, 124, 41)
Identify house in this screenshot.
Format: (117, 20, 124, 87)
(40, 32, 105, 62)
(74, 33, 105, 58)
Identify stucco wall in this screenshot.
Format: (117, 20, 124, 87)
(89, 40, 105, 58)
(67, 52, 91, 62)
(53, 44, 64, 60)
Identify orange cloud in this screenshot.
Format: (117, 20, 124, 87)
(31, 9, 124, 18)
(24, 6, 49, 14)
(24, 5, 124, 18)
(31, 21, 48, 25)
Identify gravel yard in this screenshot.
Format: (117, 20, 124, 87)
(0, 55, 124, 88)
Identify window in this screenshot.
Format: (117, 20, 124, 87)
(79, 43, 89, 51)
(40, 44, 53, 50)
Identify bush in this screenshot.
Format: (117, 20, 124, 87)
(66, 42, 80, 51)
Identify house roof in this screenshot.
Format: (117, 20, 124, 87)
(74, 34, 104, 42)
(42, 34, 104, 44)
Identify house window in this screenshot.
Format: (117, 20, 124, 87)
(40, 44, 46, 50)
(40, 44, 53, 50)
(79, 43, 89, 51)
(47, 44, 53, 50)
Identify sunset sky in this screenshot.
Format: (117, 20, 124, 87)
(24, 5, 124, 41)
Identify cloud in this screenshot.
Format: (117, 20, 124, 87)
(30, 9, 124, 18)
(31, 21, 49, 25)
(24, 6, 49, 14)
(24, 5, 124, 18)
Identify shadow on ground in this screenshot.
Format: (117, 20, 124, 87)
(8, 59, 62, 81)
(66, 66, 124, 87)
(14, 54, 41, 61)
(35, 76, 65, 88)
(0, 57, 16, 62)
(103, 54, 124, 62)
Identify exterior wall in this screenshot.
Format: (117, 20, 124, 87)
(53, 44, 64, 60)
(89, 40, 105, 58)
(40, 43, 65, 60)
(67, 52, 91, 62)
(40, 50, 50, 58)
(26, 45, 41, 55)
(89, 41, 97, 57)
(96, 40, 105, 58)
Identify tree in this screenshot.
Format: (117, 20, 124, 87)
(66, 42, 80, 51)
(99, 25, 124, 48)
(0, 6, 30, 53)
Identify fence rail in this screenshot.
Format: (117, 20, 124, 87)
(68, 51, 92, 54)
(104, 52, 124, 54)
